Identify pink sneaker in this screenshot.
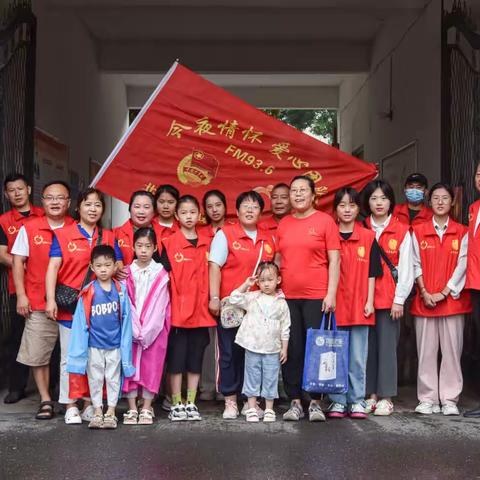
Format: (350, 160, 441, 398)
(349, 403, 367, 419)
(222, 399, 239, 419)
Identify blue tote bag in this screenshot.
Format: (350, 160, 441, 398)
(302, 313, 349, 395)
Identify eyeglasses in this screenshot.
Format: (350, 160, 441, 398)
(430, 196, 451, 203)
(240, 204, 261, 211)
(42, 195, 69, 202)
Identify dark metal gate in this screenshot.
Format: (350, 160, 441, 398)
(442, 0, 480, 389)
(0, 1, 36, 351)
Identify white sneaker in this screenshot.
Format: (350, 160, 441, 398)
(283, 401, 304, 421)
(64, 406, 82, 425)
(364, 398, 377, 414)
(373, 399, 394, 416)
(168, 403, 187, 422)
(241, 401, 264, 419)
(432, 404, 441, 414)
(80, 405, 95, 422)
(442, 404, 459, 416)
(244, 407, 259, 423)
(415, 401, 434, 415)
(308, 403, 326, 422)
(222, 399, 239, 419)
(185, 402, 202, 421)
(263, 408, 276, 423)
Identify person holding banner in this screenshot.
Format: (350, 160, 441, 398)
(115, 190, 157, 266)
(208, 191, 275, 420)
(363, 180, 414, 416)
(45, 187, 122, 425)
(326, 187, 382, 419)
(411, 183, 469, 416)
(276, 175, 341, 422)
(153, 184, 180, 242)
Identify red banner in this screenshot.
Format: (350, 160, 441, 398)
(92, 62, 377, 211)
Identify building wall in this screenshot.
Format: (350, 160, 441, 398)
(339, 0, 442, 188)
(33, 3, 128, 227)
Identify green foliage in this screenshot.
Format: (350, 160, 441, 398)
(263, 109, 337, 144)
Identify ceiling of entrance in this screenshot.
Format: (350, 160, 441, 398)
(40, 0, 445, 99)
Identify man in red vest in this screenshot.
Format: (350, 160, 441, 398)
(393, 173, 433, 227)
(0, 173, 44, 404)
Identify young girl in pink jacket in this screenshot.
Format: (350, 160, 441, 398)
(122, 228, 171, 425)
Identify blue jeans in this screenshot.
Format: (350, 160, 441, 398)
(329, 326, 369, 406)
(242, 350, 280, 400)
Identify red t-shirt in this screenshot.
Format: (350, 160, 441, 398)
(277, 211, 341, 299)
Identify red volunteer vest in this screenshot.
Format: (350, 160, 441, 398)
(466, 200, 480, 290)
(153, 218, 179, 244)
(394, 203, 433, 228)
(199, 219, 237, 241)
(258, 215, 279, 234)
(55, 223, 116, 319)
(0, 205, 44, 293)
(163, 229, 216, 328)
(411, 219, 471, 317)
(219, 223, 275, 299)
(23, 215, 74, 310)
(115, 219, 170, 265)
(114, 219, 135, 265)
(336, 224, 376, 326)
(365, 216, 410, 309)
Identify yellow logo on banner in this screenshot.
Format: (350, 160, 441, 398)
(388, 239, 398, 251)
(357, 246, 365, 258)
(452, 239, 459, 251)
(177, 150, 219, 187)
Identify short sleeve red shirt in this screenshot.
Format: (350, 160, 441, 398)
(277, 211, 341, 299)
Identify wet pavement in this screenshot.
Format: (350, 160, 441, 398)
(1, 387, 480, 480)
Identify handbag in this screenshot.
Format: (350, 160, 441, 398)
(302, 313, 349, 395)
(220, 241, 264, 329)
(377, 242, 416, 301)
(55, 228, 103, 314)
(363, 220, 415, 301)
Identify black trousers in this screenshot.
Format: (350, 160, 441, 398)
(282, 298, 324, 401)
(217, 324, 245, 397)
(6, 294, 29, 392)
